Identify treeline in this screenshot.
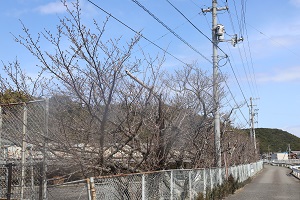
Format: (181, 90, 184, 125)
(255, 128, 300, 154)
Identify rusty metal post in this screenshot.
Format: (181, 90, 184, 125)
(90, 177, 96, 200)
(86, 178, 92, 200)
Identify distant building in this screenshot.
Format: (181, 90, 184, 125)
(271, 152, 288, 160)
(291, 151, 300, 159)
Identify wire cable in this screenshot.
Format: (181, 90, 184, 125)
(87, 0, 189, 66)
(165, 0, 229, 57)
(226, 58, 249, 107)
(130, 0, 212, 64)
(224, 2, 257, 99)
(222, 72, 249, 124)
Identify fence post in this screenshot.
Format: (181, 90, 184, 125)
(86, 178, 92, 200)
(170, 170, 173, 200)
(90, 177, 96, 200)
(189, 170, 192, 200)
(203, 169, 206, 196)
(6, 163, 13, 200)
(142, 174, 145, 200)
(21, 103, 28, 200)
(219, 167, 222, 185)
(42, 99, 49, 200)
(210, 168, 213, 190)
(0, 106, 2, 160)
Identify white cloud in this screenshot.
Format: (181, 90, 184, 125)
(35, 1, 67, 14)
(257, 66, 300, 83)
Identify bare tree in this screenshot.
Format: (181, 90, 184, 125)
(13, 0, 143, 175)
(3, 0, 260, 180)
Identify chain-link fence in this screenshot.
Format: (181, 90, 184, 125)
(0, 100, 264, 199)
(0, 162, 43, 199)
(0, 100, 48, 199)
(92, 161, 263, 200)
(47, 179, 91, 200)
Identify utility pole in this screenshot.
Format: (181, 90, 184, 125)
(249, 97, 257, 149)
(288, 144, 291, 160)
(202, 1, 243, 169)
(202, 0, 227, 168)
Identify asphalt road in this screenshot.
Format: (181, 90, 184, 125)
(225, 164, 300, 200)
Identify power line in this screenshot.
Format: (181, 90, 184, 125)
(224, 2, 258, 99)
(226, 58, 249, 107)
(238, 0, 259, 98)
(130, 0, 212, 64)
(223, 77, 249, 125)
(247, 23, 300, 57)
(86, 0, 189, 66)
(165, 0, 229, 57)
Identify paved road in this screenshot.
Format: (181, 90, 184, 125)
(225, 164, 300, 200)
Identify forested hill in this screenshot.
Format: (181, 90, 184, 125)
(255, 128, 300, 153)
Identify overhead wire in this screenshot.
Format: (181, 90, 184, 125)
(134, 13, 200, 56)
(165, 0, 249, 124)
(241, 1, 258, 95)
(165, 0, 229, 57)
(247, 23, 300, 57)
(224, 1, 258, 99)
(238, 0, 260, 98)
(224, 95, 249, 128)
(222, 71, 249, 124)
(195, 0, 250, 125)
(130, 0, 213, 64)
(88, 0, 251, 126)
(86, 0, 189, 66)
(226, 5, 253, 97)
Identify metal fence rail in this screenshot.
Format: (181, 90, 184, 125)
(92, 161, 263, 200)
(290, 166, 300, 179)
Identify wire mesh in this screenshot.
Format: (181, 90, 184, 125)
(94, 173, 143, 200)
(0, 100, 264, 199)
(47, 180, 89, 200)
(0, 100, 47, 200)
(92, 161, 263, 200)
(0, 100, 47, 162)
(0, 163, 42, 199)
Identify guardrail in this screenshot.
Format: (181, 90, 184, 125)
(264, 159, 300, 165)
(290, 166, 300, 179)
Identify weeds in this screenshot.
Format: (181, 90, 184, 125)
(196, 174, 251, 200)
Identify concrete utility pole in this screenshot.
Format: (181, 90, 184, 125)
(249, 97, 257, 149)
(202, 0, 227, 168)
(212, 0, 221, 169)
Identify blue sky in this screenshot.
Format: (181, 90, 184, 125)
(1, 0, 300, 139)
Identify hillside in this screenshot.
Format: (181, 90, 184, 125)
(255, 128, 300, 154)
